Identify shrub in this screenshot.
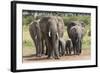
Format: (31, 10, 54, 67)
(23, 15, 33, 25)
(62, 16, 91, 26)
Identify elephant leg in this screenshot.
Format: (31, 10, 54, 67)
(35, 37, 42, 57)
(72, 42, 76, 55)
(45, 37, 53, 58)
(67, 47, 69, 55)
(54, 43, 59, 59)
(39, 41, 43, 56)
(65, 47, 69, 55)
(33, 39, 39, 56)
(76, 40, 80, 55)
(48, 48, 54, 59)
(58, 43, 61, 56)
(77, 40, 82, 55)
(58, 41, 62, 57)
(61, 44, 65, 56)
(70, 47, 73, 55)
(78, 41, 80, 55)
(35, 41, 40, 57)
(65, 43, 68, 55)
(75, 42, 78, 55)
(54, 49, 59, 59)
(69, 47, 71, 55)
(47, 48, 51, 58)
(79, 40, 82, 54)
(41, 39, 45, 55)
(75, 41, 78, 55)
(45, 41, 49, 55)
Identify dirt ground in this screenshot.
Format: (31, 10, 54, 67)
(23, 49, 91, 63)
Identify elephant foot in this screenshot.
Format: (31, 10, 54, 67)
(47, 56, 60, 59)
(79, 50, 82, 54)
(41, 54, 45, 56)
(65, 54, 68, 56)
(77, 54, 80, 56)
(55, 57, 60, 59)
(73, 53, 76, 55)
(61, 53, 65, 56)
(59, 54, 63, 57)
(45, 52, 48, 55)
(68, 54, 72, 56)
(54, 55, 60, 59)
(47, 55, 54, 59)
(36, 54, 42, 57)
(76, 52, 81, 55)
(47, 56, 53, 59)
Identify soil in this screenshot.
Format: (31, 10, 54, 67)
(23, 49, 91, 63)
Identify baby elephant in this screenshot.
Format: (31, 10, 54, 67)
(59, 38, 66, 56)
(65, 39, 73, 55)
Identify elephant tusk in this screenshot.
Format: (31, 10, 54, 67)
(35, 35, 37, 39)
(48, 31, 51, 37)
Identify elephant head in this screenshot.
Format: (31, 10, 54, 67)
(67, 21, 85, 39)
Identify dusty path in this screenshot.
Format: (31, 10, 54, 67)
(23, 49, 90, 63)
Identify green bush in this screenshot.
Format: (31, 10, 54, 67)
(23, 15, 33, 25)
(62, 16, 91, 26)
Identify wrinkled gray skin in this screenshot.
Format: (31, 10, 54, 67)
(57, 16, 64, 37)
(29, 20, 43, 57)
(65, 39, 73, 55)
(39, 16, 64, 59)
(59, 38, 66, 56)
(67, 21, 85, 55)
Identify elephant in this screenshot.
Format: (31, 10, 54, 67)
(67, 21, 85, 55)
(39, 16, 64, 59)
(56, 16, 64, 37)
(67, 21, 85, 38)
(29, 20, 43, 57)
(65, 39, 73, 55)
(58, 38, 66, 56)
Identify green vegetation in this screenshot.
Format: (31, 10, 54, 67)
(23, 16, 33, 25)
(23, 13, 91, 51)
(23, 25, 35, 49)
(63, 16, 90, 26)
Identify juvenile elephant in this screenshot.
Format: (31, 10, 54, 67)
(39, 16, 64, 59)
(67, 21, 85, 55)
(29, 20, 43, 57)
(65, 39, 73, 55)
(59, 38, 66, 56)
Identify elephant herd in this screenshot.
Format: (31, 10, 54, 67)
(29, 16, 85, 59)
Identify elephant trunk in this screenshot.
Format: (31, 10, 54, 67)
(52, 33, 59, 59)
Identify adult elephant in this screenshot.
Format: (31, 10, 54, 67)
(67, 21, 85, 55)
(29, 20, 43, 57)
(39, 16, 64, 59)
